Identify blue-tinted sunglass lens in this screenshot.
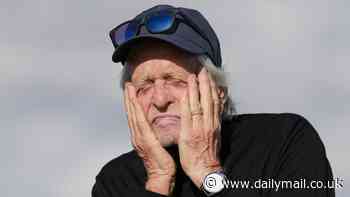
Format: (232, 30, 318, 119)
(146, 11, 174, 33)
(112, 22, 137, 46)
(125, 22, 138, 41)
(112, 23, 128, 46)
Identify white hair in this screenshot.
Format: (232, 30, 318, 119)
(196, 55, 236, 120)
(120, 55, 236, 120)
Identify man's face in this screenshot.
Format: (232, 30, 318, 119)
(126, 41, 198, 147)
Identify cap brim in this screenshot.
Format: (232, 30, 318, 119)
(112, 34, 206, 64)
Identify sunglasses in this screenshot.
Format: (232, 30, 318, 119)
(109, 8, 211, 49)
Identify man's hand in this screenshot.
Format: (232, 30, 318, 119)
(124, 83, 176, 195)
(179, 67, 223, 189)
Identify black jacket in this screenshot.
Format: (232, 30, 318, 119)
(92, 113, 335, 197)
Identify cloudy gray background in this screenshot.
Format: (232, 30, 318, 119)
(1, 0, 348, 196)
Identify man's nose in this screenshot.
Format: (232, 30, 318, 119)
(151, 80, 173, 110)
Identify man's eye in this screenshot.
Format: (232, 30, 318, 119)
(167, 79, 187, 87)
(136, 85, 152, 95)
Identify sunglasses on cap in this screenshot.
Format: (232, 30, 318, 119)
(109, 8, 211, 50)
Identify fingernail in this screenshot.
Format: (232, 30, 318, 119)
(192, 74, 197, 81)
(192, 75, 198, 84)
(200, 66, 207, 73)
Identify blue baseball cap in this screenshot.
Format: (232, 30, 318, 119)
(110, 4, 222, 67)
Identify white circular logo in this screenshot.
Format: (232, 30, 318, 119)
(204, 173, 225, 193)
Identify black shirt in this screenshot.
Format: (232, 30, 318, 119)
(92, 113, 335, 197)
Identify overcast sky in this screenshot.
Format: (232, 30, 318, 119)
(1, 0, 349, 196)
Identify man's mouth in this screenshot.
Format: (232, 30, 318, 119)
(152, 115, 181, 127)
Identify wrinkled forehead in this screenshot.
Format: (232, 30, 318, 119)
(125, 39, 201, 75)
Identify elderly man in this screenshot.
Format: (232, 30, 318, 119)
(92, 4, 335, 197)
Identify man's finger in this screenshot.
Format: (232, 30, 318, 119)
(198, 67, 213, 132)
(188, 74, 202, 131)
(128, 83, 159, 146)
(124, 83, 137, 147)
(208, 73, 220, 129)
(180, 89, 192, 141)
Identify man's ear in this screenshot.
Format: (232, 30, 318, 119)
(217, 86, 227, 114)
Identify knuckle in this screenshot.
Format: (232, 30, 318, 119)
(184, 133, 204, 145)
(192, 127, 203, 134)
(207, 99, 213, 106)
(202, 126, 212, 134)
(205, 128, 212, 134)
(138, 119, 147, 125)
(130, 97, 138, 104)
(202, 75, 210, 84)
(213, 98, 220, 105)
(134, 143, 142, 152)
